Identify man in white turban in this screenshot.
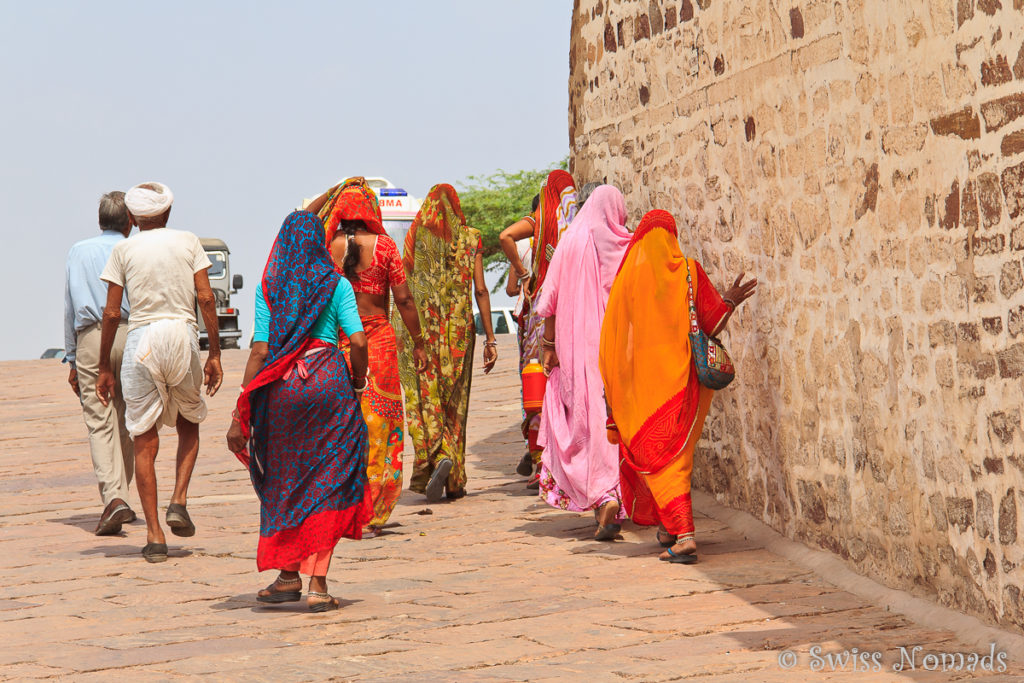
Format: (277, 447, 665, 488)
(97, 181, 224, 563)
(124, 181, 174, 218)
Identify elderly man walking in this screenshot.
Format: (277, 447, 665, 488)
(96, 181, 223, 563)
(64, 191, 136, 535)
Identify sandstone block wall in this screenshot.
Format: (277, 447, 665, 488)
(570, 0, 1024, 630)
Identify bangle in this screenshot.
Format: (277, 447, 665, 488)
(518, 271, 531, 281)
(352, 376, 368, 391)
(723, 297, 737, 310)
(484, 341, 498, 347)
(541, 337, 555, 348)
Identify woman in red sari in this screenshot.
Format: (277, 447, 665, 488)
(599, 210, 756, 564)
(315, 178, 427, 537)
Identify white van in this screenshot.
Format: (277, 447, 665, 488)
(474, 308, 516, 336)
(363, 177, 421, 248)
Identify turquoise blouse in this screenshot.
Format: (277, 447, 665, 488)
(253, 279, 363, 345)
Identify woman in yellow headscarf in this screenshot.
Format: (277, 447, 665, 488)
(599, 210, 756, 564)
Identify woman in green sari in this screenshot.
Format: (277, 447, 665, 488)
(394, 184, 498, 501)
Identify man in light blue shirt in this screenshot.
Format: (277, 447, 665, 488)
(64, 191, 135, 535)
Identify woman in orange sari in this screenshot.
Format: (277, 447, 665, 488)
(312, 178, 427, 537)
(599, 210, 756, 564)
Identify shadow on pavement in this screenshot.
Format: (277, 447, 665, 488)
(468, 423, 530, 478)
(392, 485, 532, 514)
(510, 516, 597, 541)
(48, 513, 146, 534)
(47, 513, 104, 532)
(80, 544, 194, 560)
(209, 595, 362, 613)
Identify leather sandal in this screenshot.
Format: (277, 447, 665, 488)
(95, 499, 135, 536)
(141, 542, 168, 563)
(165, 503, 196, 538)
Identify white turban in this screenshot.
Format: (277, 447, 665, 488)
(125, 182, 174, 217)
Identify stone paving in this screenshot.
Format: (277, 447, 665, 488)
(1, 338, 1020, 681)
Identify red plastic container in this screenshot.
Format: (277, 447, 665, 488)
(521, 359, 546, 412)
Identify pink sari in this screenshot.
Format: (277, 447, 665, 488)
(535, 186, 632, 513)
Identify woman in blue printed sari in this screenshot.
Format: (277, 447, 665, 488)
(226, 209, 370, 612)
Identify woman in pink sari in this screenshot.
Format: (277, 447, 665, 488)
(535, 185, 632, 540)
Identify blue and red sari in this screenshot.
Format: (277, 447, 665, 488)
(235, 211, 370, 572)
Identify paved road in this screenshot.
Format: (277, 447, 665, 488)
(0, 339, 1016, 680)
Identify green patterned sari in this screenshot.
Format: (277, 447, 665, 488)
(394, 184, 481, 497)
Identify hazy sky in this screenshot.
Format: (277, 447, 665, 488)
(0, 2, 572, 360)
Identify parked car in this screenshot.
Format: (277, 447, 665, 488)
(40, 348, 65, 360)
(474, 308, 516, 336)
(197, 238, 244, 350)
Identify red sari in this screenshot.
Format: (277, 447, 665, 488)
(520, 170, 578, 464)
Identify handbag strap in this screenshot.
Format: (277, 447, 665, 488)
(685, 259, 700, 336)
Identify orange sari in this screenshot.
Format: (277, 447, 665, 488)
(598, 210, 730, 541)
(321, 177, 404, 528)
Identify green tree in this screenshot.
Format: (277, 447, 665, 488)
(457, 158, 568, 270)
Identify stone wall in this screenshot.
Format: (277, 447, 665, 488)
(569, 0, 1024, 630)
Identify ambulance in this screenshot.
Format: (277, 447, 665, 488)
(362, 177, 421, 249)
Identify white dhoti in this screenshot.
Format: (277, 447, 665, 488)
(121, 320, 207, 437)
